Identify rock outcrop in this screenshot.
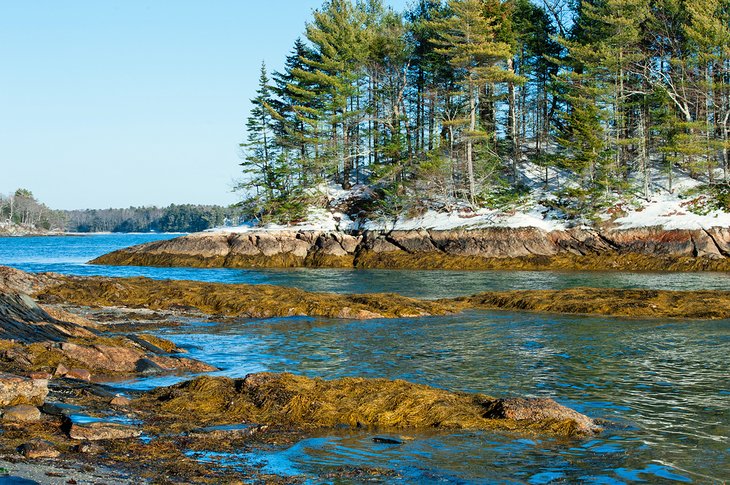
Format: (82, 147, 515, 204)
(0, 373, 48, 406)
(91, 226, 730, 271)
(136, 372, 601, 437)
(0, 283, 215, 377)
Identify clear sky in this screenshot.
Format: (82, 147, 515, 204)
(0, 0, 409, 209)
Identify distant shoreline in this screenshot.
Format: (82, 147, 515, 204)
(0, 230, 188, 237)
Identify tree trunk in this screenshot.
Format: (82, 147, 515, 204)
(467, 78, 477, 205)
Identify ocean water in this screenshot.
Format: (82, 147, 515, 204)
(2, 233, 730, 299)
(1, 234, 729, 483)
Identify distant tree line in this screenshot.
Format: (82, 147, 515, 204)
(64, 204, 243, 233)
(0, 189, 65, 230)
(1, 189, 243, 233)
(238, 0, 730, 221)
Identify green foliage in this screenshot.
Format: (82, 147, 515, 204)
(481, 182, 530, 209)
(64, 205, 242, 233)
(684, 183, 730, 214)
(234, 0, 730, 224)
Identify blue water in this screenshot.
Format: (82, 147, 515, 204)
(1, 234, 729, 483)
(2, 234, 730, 298)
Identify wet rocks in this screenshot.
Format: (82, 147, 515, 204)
(59, 343, 144, 373)
(18, 439, 61, 459)
(2, 404, 41, 422)
(482, 398, 600, 435)
(65, 420, 142, 441)
(137, 372, 599, 437)
(0, 373, 48, 406)
(41, 401, 82, 417)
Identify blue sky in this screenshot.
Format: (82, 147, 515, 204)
(0, 0, 409, 209)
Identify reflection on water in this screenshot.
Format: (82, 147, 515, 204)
(3, 234, 729, 482)
(117, 311, 729, 483)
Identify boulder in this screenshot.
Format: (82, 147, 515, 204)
(65, 369, 92, 381)
(0, 373, 48, 406)
(109, 395, 131, 407)
(18, 439, 60, 459)
(482, 397, 600, 435)
(59, 342, 144, 373)
(67, 421, 142, 441)
(2, 404, 41, 422)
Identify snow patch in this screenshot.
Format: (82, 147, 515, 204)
(363, 207, 566, 232)
(614, 193, 730, 230)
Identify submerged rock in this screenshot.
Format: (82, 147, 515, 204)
(136, 373, 600, 437)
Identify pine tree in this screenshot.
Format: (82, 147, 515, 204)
(239, 63, 277, 201)
(430, 0, 519, 204)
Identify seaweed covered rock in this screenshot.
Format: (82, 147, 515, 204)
(0, 279, 215, 377)
(0, 373, 48, 406)
(38, 276, 451, 320)
(137, 373, 600, 437)
(455, 288, 730, 319)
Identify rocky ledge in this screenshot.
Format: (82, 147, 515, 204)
(91, 226, 730, 271)
(32, 272, 730, 320)
(0, 270, 215, 381)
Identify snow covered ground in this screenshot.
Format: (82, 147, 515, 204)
(214, 165, 730, 233)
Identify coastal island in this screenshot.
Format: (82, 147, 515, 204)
(3, 0, 730, 482)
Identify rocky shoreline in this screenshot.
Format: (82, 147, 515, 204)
(91, 226, 730, 271)
(0, 265, 609, 483)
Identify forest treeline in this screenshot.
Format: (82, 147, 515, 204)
(238, 0, 730, 221)
(0, 189, 243, 233)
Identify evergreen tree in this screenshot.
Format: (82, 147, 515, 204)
(430, 0, 519, 204)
